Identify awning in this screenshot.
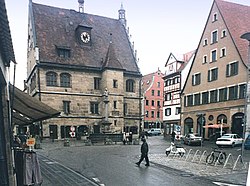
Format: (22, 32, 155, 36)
(203, 124, 230, 129)
(10, 85, 60, 126)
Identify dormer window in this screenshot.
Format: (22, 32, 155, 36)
(56, 46, 71, 58)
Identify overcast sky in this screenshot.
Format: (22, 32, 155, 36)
(5, 0, 250, 89)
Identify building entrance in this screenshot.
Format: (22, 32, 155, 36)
(232, 112, 244, 137)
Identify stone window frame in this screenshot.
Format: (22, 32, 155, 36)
(126, 79, 135, 92)
(46, 71, 58, 87)
(60, 73, 71, 88)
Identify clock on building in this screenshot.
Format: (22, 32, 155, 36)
(80, 31, 90, 43)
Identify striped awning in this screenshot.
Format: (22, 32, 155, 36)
(9, 85, 60, 125)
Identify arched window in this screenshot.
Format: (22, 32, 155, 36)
(46, 71, 57, 86)
(60, 73, 71, 87)
(126, 79, 134, 92)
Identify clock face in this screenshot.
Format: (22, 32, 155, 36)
(80, 32, 90, 43)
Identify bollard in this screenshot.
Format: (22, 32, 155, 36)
(247, 163, 250, 186)
(64, 138, 70, 146)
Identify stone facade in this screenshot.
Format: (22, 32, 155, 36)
(25, 2, 142, 140)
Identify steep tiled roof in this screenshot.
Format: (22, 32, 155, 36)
(0, 0, 15, 65)
(142, 72, 154, 92)
(102, 41, 124, 70)
(142, 70, 164, 92)
(32, 2, 140, 74)
(177, 50, 196, 72)
(216, 0, 250, 64)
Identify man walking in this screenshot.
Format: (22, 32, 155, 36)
(136, 138, 149, 166)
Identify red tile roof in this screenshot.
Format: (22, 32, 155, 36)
(216, 0, 250, 64)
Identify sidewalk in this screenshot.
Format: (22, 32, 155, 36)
(38, 154, 100, 186)
(149, 152, 249, 185)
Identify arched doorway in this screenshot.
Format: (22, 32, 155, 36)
(232, 112, 244, 137)
(217, 114, 227, 124)
(216, 114, 228, 136)
(184, 117, 193, 135)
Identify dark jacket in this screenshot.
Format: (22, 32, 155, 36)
(141, 141, 148, 154)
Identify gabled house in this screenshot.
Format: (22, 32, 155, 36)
(25, 1, 142, 140)
(163, 51, 195, 138)
(142, 69, 164, 130)
(181, 0, 250, 139)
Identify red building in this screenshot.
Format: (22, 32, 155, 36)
(142, 69, 164, 129)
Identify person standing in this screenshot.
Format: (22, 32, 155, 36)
(171, 131, 176, 143)
(136, 138, 149, 166)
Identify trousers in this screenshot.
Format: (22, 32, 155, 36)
(23, 152, 43, 185)
(138, 153, 149, 165)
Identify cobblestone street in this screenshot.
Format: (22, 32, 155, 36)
(36, 136, 250, 185)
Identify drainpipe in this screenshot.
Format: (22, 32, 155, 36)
(36, 46, 43, 140)
(139, 78, 142, 137)
(0, 86, 9, 186)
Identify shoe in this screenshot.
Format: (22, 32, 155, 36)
(145, 164, 150, 166)
(135, 162, 140, 166)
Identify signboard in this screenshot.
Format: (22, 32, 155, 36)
(26, 138, 36, 147)
(176, 126, 181, 132)
(70, 126, 75, 132)
(69, 132, 75, 138)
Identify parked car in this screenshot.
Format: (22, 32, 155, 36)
(146, 128, 162, 136)
(183, 133, 202, 145)
(216, 134, 243, 147)
(244, 134, 250, 150)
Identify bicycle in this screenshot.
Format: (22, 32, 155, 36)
(206, 148, 226, 165)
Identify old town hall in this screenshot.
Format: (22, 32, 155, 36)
(25, 0, 142, 140)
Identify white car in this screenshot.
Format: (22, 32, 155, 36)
(146, 128, 161, 136)
(216, 134, 243, 147)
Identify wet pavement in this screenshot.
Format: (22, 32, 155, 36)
(36, 138, 250, 186)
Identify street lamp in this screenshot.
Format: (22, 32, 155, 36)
(240, 32, 250, 158)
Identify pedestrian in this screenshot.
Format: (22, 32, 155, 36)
(171, 131, 176, 143)
(123, 132, 126, 145)
(135, 138, 149, 166)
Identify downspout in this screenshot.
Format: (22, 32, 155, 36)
(36, 46, 43, 139)
(139, 78, 142, 137)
